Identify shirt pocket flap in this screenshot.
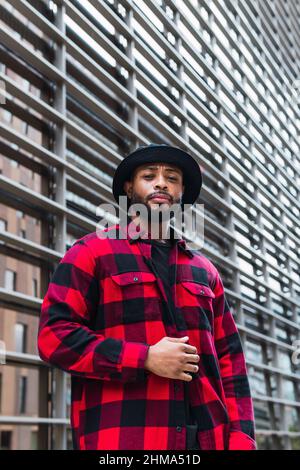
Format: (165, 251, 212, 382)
(181, 282, 215, 298)
(111, 271, 156, 286)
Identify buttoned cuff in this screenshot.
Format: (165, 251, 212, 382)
(120, 342, 151, 382)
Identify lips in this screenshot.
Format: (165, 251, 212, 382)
(149, 193, 171, 202)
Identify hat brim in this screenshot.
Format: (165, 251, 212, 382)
(112, 145, 202, 209)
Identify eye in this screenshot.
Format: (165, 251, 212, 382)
(143, 174, 178, 181)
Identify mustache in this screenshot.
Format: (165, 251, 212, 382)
(147, 192, 172, 201)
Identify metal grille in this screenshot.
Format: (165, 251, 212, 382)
(0, 0, 299, 450)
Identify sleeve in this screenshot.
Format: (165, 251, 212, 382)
(212, 271, 257, 450)
(37, 240, 150, 383)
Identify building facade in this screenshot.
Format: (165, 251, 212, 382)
(0, 0, 300, 450)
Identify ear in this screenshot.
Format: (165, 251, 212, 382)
(123, 180, 133, 198)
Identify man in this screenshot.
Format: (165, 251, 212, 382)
(38, 143, 256, 450)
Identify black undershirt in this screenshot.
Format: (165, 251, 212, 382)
(139, 238, 199, 449)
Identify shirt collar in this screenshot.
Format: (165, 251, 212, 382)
(117, 216, 194, 258)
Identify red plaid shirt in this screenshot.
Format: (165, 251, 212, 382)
(38, 222, 256, 450)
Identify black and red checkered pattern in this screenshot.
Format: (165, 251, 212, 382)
(38, 222, 256, 450)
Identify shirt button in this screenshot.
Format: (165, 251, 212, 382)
(176, 426, 182, 432)
(133, 277, 139, 281)
(200, 289, 205, 294)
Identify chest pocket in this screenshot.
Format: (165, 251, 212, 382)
(111, 271, 156, 286)
(177, 280, 215, 332)
(109, 271, 161, 324)
(179, 281, 215, 308)
(180, 282, 215, 299)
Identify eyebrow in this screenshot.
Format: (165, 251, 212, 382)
(142, 165, 181, 174)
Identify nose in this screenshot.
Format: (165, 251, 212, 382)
(154, 173, 168, 190)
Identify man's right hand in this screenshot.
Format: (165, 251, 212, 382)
(144, 336, 200, 382)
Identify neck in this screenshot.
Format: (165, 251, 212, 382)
(129, 215, 171, 243)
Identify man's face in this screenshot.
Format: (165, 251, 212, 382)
(123, 162, 184, 221)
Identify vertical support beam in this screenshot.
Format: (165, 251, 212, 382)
(126, 5, 139, 149)
(51, 1, 67, 451)
(37, 366, 50, 450)
(174, 9, 187, 142)
(253, 174, 281, 450)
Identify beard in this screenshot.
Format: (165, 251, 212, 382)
(128, 191, 182, 226)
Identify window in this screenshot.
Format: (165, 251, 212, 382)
(0, 431, 12, 450)
(18, 376, 27, 414)
(30, 431, 38, 450)
(32, 278, 38, 297)
(246, 340, 263, 363)
(278, 350, 292, 372)
(19, 229, 26, 239)
(0, 218, 7, 231)
(10, 159, 18, 168)
(283, 379, 296, 401)
(4, 270, 16, 291)
(15, 323, 27, 354)
(0, 373, 2, 413)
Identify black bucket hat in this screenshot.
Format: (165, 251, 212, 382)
(112, 143, 202, 208)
